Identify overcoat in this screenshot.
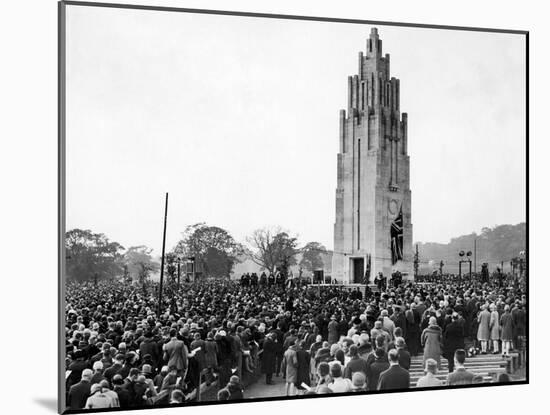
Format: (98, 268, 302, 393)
(500, 312, 514, 341)
(477, 309, 491, 341)
(490, 310, 500, 340)
(261, 337, 277, 374)
(421, 325, 442, 368)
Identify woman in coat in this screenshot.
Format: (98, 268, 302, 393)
(477, 304, 491, 353)
(499, 305, 514, 357)
(281, 341, 298, 396)
(421, 317, 443, 369)
(489, 303, 501, 354)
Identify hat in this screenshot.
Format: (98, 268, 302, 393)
(219, 330, 227, 336)
(90, 383, 102, 394)
(229, 375, 240, 384)
(352, 372, 366, 387)
(112, 374, 124, 385)
(142, 364, 152, 375)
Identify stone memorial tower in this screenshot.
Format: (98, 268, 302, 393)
(332, 28, 413, 284)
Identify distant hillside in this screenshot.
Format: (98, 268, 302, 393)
(416, 223, 526, 274)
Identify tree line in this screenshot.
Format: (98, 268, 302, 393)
(65, 225, 328, 282)
(416, 222, 526, 272)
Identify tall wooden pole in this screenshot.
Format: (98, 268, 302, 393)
(157, 192, 169, 317)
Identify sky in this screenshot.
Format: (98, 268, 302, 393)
(65, 5, 526, 255)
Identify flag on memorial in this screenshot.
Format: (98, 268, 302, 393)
(391, 207, 403, 265)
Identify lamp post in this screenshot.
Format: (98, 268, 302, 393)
(458, 250, 472, 280)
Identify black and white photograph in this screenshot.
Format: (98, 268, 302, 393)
(57, 1, 528, 413)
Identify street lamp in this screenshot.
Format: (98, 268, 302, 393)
(458, 250, 472, 279)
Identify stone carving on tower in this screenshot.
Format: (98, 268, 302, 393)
(332, 27, 413, 284)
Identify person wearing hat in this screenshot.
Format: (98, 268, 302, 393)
(394, 337, 411, 370)
(365, 348, 390, 391)
(96, 380, 119, 407)
(282, 339, 299, 396)
(141, 364, 158, 398)
(66, 349, 89, 389)
(314, 361, 332, 392)
(405, 303, 421, 356)
(415, 358, 443, 388)
(350, 372, 367, 392)
(226, 375, 244, 400)
(139, 330, 161, 370)
(500, 304, 514, 357)
(443, 312, 465, 372)
(104, 353, 125, 382)
(421, 316, 443, 369)
(170, 389, 185, 404)
(477, 303, 491, 354)
(377, 348, 410, 391)
(85, 383, 114, 409)
(112, 374, 130, 407)
(370, 320, 389, 349)
(67, 368, 93, 409)
(489, 303, 501, 354)
(90, 361, 106, 385)
(328, 315, 339, 345)
(343, 344, 369, 380)
(215, 329, 234, 387)
(380, 310, 396, 340)
(261, 332, 277, 385)
(328, 362, 352, 393)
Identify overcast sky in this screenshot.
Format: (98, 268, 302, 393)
(65, 5, 526, 255)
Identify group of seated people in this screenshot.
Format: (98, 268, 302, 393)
(64, 271, 526, 409)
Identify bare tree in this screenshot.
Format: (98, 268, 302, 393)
(247, 227, 298, 273)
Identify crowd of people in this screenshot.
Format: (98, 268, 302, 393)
(64, 271, 526, 410)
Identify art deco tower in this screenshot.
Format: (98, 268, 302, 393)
(332, 28, 413, 283)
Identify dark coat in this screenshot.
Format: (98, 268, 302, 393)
(443, 320, 465, 355)
(104, 362, 122, 382)
(261, 337, 277, 374)
(296, 349, 310, 387)
(328, 320, 339, 344)
(344, 356, 369, 379)
(113, 385, 130, 408)
(140, 338, 161, 368)
(500, 312, 514, 341)
(204, 338, 218, 368)
(67, 380, 91, 410)
(396, 348, 411, 370)
(377, 364, 410, 390)
(67, 360, 89, 389)
(512, 308, 526, 336)
(366, 358, 390, 391)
